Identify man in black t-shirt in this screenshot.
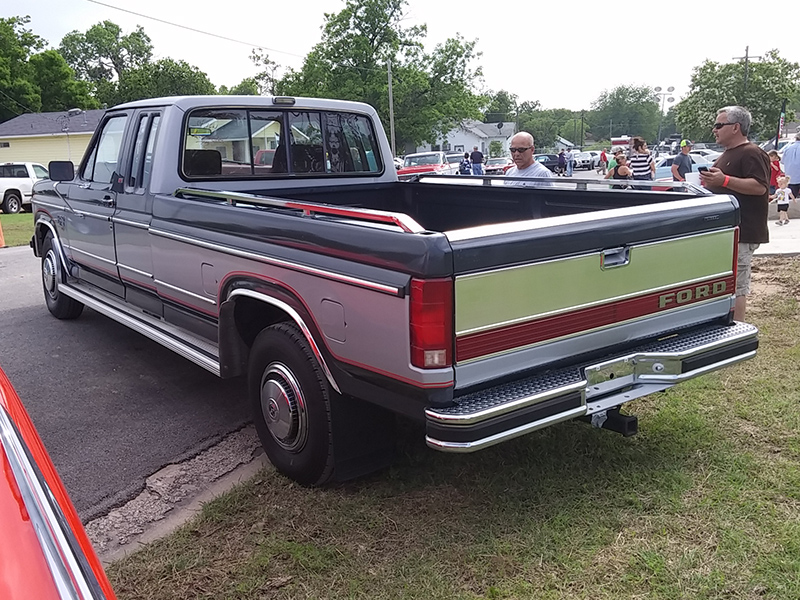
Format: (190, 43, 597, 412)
(470, 146, 484, 175)
(699, 105, 770, 322)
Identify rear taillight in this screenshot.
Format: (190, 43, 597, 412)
(732, 226, 739, 281)
(410, 278, 453, 369)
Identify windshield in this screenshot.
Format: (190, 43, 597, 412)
(404, 154, 441, 167)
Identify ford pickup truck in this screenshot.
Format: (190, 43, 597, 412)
(31, 95, 758, 485)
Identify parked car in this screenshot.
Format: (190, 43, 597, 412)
(254, 149, 276, 166)
(654, 154, 713, 180)
(533, 153, 559, 172)
(689, 149, 722, 161)
(446, 153, 465, 169)
(393, 156, 403, 170)
(0, 365, 117, 599)
(573, 152, 594, 170)
(484, 156, 514, 175)
(587, 151, 602, 168)
(1, 162, 49, 213)
(397, 151, 457, 177)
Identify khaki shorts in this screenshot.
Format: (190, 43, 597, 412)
(736, 242, 759, 297)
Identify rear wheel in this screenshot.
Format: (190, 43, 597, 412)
(41, 233, 83, 319)
(248, 323, 335, 485)
(2, 192, 22, 214)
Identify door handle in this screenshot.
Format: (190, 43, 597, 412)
(601, 246, 631, 269)
(101, 195, 116, 208)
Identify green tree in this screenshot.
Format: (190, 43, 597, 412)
(219, 78, 260, 95)
(249, 50, 280, 96)
(29, 50, 98, 112)
(588, 84, 660, 141)
(114, 58, 216, 104)
(488, 140, 503, 157)
(484, 90, 518, 123)
(275, 0, 484, 154)
(676, 50, 800, 142)
(0, 16, 44, 121)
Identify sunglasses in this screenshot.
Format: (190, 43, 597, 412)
(713, 122, 736, 130)
(509, 147, 532, 153)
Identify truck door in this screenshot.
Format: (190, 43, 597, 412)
(114, 111, 162, 316)
(64, 114, 128, 296)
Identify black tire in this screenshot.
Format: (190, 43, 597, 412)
(41, 233, 84, 319)
(2, 192, 22, 214)
(248, 322, 335, 486)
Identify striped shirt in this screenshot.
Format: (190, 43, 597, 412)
(628, 151, 654, 179)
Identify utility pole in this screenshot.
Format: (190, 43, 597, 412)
(387, 60, 396, 156)
(732, 46, 762, 107)
(580, 110, 584, 148)
(609, 119, 612, 140)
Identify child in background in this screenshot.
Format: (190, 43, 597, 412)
(768, 150, 783, 194)
(458, 152, 471, 175)
(770, 176, 796, 225)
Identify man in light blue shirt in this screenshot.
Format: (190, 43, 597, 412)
(782, 133, 800, 198)
(504, 132, 554, 187)
(565, 147, 575, 177)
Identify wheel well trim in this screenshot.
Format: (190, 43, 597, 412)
(227, 288, 341, 394)
(4, 188, 22, 198)
(34, 217, 70, 278)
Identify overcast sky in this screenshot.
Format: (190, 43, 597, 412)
(6, 0, 800, 112)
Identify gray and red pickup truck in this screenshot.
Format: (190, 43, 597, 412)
(31, 95, 758, 485)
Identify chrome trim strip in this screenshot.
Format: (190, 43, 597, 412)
(34, 218, 71, 276)
(72, 209, 110, 220)
(445, 196, 734, 241)
(154, 278, 217, 305)
(227, 289, 341, 394)
(112, 217, 149, 229)
(33, 199, 66, 211)
(150, 228, 403, 297)
(456, 271, 734, 336)
(425, 380, 587, 425)
(58, 285, 220, 376)
(118, 263, 154, 279)
(174, 188, 426, 234)
(426, 406, 588, 453)
(0, 407, 98, 599)
(69, 246, 117, 267)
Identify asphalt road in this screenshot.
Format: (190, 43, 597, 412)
(0, 245, 251, 521)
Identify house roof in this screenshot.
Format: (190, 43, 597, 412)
(0, 109, 106, 138)
(460, 119, 516, 139)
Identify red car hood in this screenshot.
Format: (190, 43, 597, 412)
(397, 164, 446, 175)
(0, 367, 116, 599)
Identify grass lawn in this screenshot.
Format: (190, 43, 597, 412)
(107, 257, 800, 600)
(0, 212, 34, 247)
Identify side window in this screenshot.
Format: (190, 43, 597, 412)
(0, 166, 9, 177)
(142, 115, 160, 189)
(183, 109, 249, 178)
(249, 111, 282, 175)
(287, 111, 324, 173)
(32, 165, 49, 179)
(127, 113, 161, 191)
(339, 113, 382, 173)
(82, 115, 128, 184)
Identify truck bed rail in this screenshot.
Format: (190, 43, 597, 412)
(174, 188, 426, 233)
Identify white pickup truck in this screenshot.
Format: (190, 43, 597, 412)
(1, 162, 49, 213)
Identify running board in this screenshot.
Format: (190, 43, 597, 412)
(59, 283, 221, 376)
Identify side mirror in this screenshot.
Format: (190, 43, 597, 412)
(48, 161, 75, 182)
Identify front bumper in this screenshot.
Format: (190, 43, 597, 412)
(425, 321, 758, 452)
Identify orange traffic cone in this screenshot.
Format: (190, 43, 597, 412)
(0, 217, 5, 248)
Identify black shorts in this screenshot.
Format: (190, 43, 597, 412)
(777, 203, 789, 212)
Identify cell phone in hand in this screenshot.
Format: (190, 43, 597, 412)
(696, 166, 709, 173)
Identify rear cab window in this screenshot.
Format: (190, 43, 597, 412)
(181, 107, 383, 179)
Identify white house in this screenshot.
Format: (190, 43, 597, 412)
(415, 120, 517, 156)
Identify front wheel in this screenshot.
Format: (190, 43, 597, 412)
(42, 233, 83, 319)
(2, 192, 22, 214)
(249, 323, 335, 485)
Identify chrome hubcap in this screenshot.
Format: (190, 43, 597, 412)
(260, 362, 307, 452)
(42, 250, 57, 298)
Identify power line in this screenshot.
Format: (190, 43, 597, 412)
(85, 0, 306, 59)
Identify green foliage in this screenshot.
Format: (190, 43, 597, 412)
(484, 90, 521, 123)
(488, 140, 503, 157)
(219, 78, 260, 96)
(518, 108, 573, 149)
(0, 16, 44, 120)
(588, 84, 660, 141)
(59, 20, 152, 83)
(677, 49, 800, 142)
(248, 50, 280, 96)
(114, 58, 216, 105)
(29, 50, 97, 112)
(275, 0, 484, 154)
